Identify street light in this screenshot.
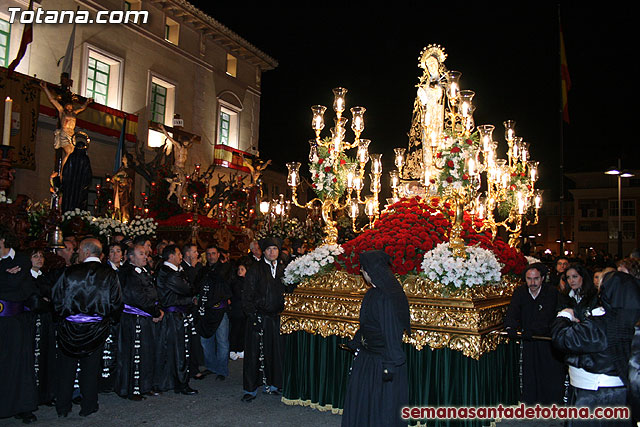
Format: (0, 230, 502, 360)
(604, 159, 635, 258)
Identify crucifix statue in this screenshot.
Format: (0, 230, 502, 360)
(40, 73, 93, 172)
(151, 115, 200, 202)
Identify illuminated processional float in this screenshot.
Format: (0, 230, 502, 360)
(280, 45, 541, 424)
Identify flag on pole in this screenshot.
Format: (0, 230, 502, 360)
(8, 0, 34, 72)
(560, 26, 571, 123)
(61, 13, 78, 76)
(114, 116, 127, 173)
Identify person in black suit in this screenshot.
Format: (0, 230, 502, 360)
(154, 244, 198, 395)
(52, 238, 122, 418)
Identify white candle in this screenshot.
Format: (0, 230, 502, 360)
(3, 97, 12, 146)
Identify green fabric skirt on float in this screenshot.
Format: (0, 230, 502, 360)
(282, 331, 520, 426)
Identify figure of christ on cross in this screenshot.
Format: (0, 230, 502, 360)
(39, 81, 93, 172)
(159, 123, 198, 202)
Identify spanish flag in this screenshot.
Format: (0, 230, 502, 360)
(560, 26, 571, 123)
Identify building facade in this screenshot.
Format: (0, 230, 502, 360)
(1, 0, 277, 205)
(567, 171, 640, 258)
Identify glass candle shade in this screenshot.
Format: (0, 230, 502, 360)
(311, 105, 327, 132)
(286, 162, 301, 187)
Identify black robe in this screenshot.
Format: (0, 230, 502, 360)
(342, 288, 409, 427)
(0, 252, 38, 418)
(31, 272, 57, 405)
(504, 284, 565, 405)
(181, 260, 202, 288)
(342, 250, 410, 427)
(52, 261, 123, 357)
(154, 264, 196, 391)
(61, 145, 92, 213)
(242, 258, 287, 392)
(115, 264, 161, 397)
(195, 262, 232, 338)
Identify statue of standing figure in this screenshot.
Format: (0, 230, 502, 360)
(39, 79, 93, 172)
(112, 153, 135, 222)
(404, 45, 447, 180)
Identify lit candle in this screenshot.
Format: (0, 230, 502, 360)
(3, 97, 12, 146)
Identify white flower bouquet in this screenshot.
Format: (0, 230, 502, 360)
(420, 242, 502, 289)
(283, 244, 344, 285)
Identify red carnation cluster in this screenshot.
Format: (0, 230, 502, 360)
(450, 146, 461, 153)
(337, 198, 527, 277)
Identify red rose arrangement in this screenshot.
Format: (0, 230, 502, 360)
(338, 198, 527, 277)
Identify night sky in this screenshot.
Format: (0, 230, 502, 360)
(193, 2, 639, 200)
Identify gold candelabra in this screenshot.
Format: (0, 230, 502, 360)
(286, 88, 382, 245)
(396, 45, 541, 254)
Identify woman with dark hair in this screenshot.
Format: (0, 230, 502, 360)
(553, 272, 640, 426)
(557, 263, 599, 322)
(342, 250, 410, 427)
(229, 262, 247, 360)
(105, 243, 124, 271)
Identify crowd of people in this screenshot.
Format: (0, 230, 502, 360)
(0, 224, 301, 423)
(505, 253, 640, 425)
(6, 218, 640, 425)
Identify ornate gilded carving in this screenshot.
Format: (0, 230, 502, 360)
(282, 270, 519, 359)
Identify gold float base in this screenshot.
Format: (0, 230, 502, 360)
(281, 270, 519, 359)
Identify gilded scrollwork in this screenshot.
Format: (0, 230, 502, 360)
(283, 271, 519, 358)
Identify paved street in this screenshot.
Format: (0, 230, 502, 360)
(1, 357, 568, 427)
(2, 358, 340, 427)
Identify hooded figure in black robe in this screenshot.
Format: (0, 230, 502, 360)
(0, 232, 39, 423)
(342, 250, 410, 427)
(553, 272, 640, 426)
(52, 238, 122, 417)
(504, 263, 565, 404)
(115, 254, 162, 399)
(154, 244, 198, 394)
(241, 237, 289, 401)
(60, 138, 92, 213)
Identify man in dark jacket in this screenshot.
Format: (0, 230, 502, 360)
(241, 237, 288, 402)
(154, 244, 198, 395)
(504, 263, 565, 405)
(195, 245, 232, 380)
(52, 238, 122, 417)
(553, 272, 640, 418)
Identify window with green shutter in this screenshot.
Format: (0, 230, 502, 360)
(86, 57, 110, 104)
(219, 111, 230, 145)
(0, 19, 11, 68)
(151, 82, 167, 124)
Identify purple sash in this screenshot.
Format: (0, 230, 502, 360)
(0, 299, 25, 317)
(166, 305, 188, 313)
(65, 313, 103, 323)
(212, 300, 228, 309)
(123, 304, 152, 318)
